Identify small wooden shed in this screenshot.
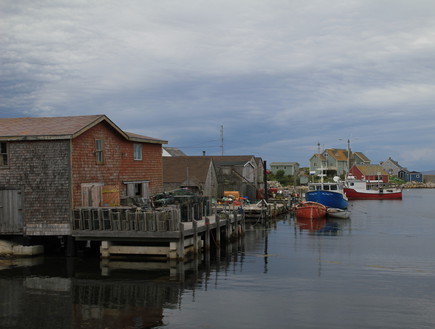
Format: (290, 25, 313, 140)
(0, 115, 167, 236)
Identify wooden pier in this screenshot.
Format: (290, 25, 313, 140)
(72, 206, 244, 260)
(216, 200, 290, 222)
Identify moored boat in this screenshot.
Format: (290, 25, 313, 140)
(294, 201, 327, 219)
(343, 177, 402, 200)
(305, 179, 348, 209)
(326, 207, 351, 219)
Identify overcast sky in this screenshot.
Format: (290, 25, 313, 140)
(2, 0, 435, 171)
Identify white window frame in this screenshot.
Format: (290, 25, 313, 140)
(134, 143, 142, 160)
(95, 139, 104, 164)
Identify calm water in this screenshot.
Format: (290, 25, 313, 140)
(1, 189, 435, 329)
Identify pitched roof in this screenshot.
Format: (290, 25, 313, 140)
(355, 164, 387, 176)
(163, 147, 187, 156)
(254, 157, 264, 167)
(382, 157, 402, 168)
(163, 156, 214, 183)
(207, 155, 255, 166)
(310, 153, 326, 161)
(325, 149, 348, 161)
(125, 131, 167, 144)
(270, 162, 299, 166)
(354, 152, 370, 162)
(0, 115, 167, 144)
(311, 149, 370, 164)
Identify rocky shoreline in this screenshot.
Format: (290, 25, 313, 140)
(402, 182, 435, 188)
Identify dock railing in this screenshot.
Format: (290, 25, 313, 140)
(72, 206, 181, 233)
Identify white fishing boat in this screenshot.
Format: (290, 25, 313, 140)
(326, 207, 351, 219)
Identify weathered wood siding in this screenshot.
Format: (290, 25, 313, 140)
(71, 121, 163, 207)
(0, 189, 23, 233)
(0, 140, 71, 235)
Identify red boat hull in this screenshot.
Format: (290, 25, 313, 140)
(343, 188, 402, 200)
(295, 201, 327, 219)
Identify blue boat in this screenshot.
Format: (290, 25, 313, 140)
(305, 181, 348, 209)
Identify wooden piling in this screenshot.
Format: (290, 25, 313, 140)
(193, 219, 198, 254)
(216, 216, 221, 247)
(205, 217, 210, 250)
(178, 222, 185, 260)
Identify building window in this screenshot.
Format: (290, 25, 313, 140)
(0, 142, 8, 167)
(95, 140, 104, 164)
(126, 181, 150, 199)
(134, 144, 142, 160)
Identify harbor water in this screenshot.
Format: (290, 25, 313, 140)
(1, 189, 435, 329)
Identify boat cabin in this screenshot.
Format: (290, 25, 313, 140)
(308, 182, 344, 192)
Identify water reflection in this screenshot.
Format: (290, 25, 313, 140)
(3, 190, 435, 329)
(296, 217, 342, 235)
(0, 231, 256, 329)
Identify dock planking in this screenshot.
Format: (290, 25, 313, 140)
(72, 206, 244, 260)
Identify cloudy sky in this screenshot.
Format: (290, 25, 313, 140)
(2, 0, 435, 171)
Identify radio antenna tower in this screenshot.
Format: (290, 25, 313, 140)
(220, 125, 224, 156)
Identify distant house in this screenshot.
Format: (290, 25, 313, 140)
(162, 155, 264, 201)
(309, 148, 370, 176)
(397, 169, 423, 183)
(212, 155, 263, 201)
(270, 162, 300, 176)
(349, 164, 389, 183)
(0, 115, 167, 237)
(409, 171, 423, 183)
(380, 157, 404, 176)
(380, 157, 423, 182)
(163, 156, 218, 197)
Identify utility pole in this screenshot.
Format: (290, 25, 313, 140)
(339, 138, 356, 178)
(220, 125, 224, 156)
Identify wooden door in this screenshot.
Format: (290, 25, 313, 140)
(81, 183, 103, 207)
(0, 189, 23, 233)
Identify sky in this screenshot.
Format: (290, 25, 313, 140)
(1, 0, 435, 171)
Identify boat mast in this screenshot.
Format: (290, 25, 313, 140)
(318, 142, 325, 188)
(347, 139, 351, 179)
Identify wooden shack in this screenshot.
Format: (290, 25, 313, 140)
(0, 115, 167, 238)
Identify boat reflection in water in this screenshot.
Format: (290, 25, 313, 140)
(296, 217, 341, 235)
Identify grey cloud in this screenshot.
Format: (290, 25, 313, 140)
(1, 0, 435, 170)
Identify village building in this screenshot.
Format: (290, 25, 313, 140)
(349, 164, 389, 183)
(270, 162, 300, 176)
(163, 156, 218, 197)
(0, 115, 167, 239)
(380, 157, 423, 183)
(309, 148, 370, 176)
(380, 157, 404, 176)
(397, 169, 423, 183)
(162, 155, 265, 202)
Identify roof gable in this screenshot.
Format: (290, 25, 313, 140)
(0, 115, 167, 144)
(325, 149, 348, 161)
(0, 115, 108, 140)
(163, 156, 214, 183)
(354, 152, 370, 162)
(382, 157, 402, 169)
(162, 147, 186, 156)
(354, 164, 387, 176)
(310, 154, 325, 161)
(270, 162, 299, 166)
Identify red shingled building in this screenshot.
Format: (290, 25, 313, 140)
(0, 114, 167, 237)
